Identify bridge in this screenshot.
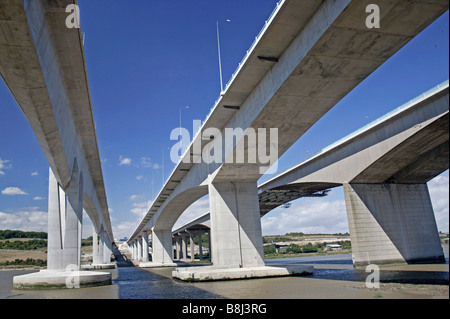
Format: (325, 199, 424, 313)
(0, 1, 114, 287)
(127, 0, 449, 281)
(141, 80, 447, 269)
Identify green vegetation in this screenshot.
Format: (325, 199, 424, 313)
(0, 230, 47, 240)
(263, 232, 350, 244)
(191, 234, 210, 248)
(0, 258, 46, 267)
(264, 240, 351, 258)
(0, 239, 47, 250)
(82, 236, 93, 247)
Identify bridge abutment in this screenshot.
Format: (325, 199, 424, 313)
(344, 182, 445, 266)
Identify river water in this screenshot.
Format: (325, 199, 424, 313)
(0, 247, 448, 299)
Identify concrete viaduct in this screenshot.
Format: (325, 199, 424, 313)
(136, 81, 447, 270)
(0, 0, 114, 287)
(127, 0, 449, 281)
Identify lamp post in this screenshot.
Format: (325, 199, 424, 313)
(217, 19, 231, 94)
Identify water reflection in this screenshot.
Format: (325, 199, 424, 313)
(1, 248, 447, 299)
(114, 267, 223, 299)
(266, 250, 449, 286)
(312, 268, 449, 285)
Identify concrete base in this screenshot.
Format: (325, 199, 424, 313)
(13, 269, 112, 289)
(138, 260, 190, 268)
(138, 262, 178, 268)
(81, 263, 116, 270)
(172, 265, 314, 282)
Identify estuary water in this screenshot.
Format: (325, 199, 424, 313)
(0, 247, 448, 299)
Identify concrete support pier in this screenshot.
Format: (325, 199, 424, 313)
(13, 168, 112, 289)
(209, 181, 265, 268)
(139, 229, 177, 268)
(173, 181, 313, 281)
(344, 183, 445, 266)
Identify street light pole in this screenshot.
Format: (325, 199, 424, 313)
(217, 19, 230, 94)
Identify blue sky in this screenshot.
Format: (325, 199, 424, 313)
(0, 1, 448, 239)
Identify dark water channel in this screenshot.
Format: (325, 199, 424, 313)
(1, 248, 448, 299)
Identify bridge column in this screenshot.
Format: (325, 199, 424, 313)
(180, 232, 189, 260)
(344, 183, 445, 266)
(137, 236, 143, 261)
(103, 233, 112, 264)
(152, 228, 176, 265)
(142, 231, 149, 262)
(47, 166, 83, 270)
(92, 228, 103, 265)
(208, 181, 264, 268)
(190, 233, 195, 261)
(198, 233, 203, 260)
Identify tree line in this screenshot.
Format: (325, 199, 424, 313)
(264, 241, 351, 256)
(0, 229, 47, 240)
(0, 239, 47, 250)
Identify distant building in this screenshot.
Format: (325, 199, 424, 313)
(324, 244, 342, 252)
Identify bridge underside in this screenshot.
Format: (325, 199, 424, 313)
(1, 0, 114, 288)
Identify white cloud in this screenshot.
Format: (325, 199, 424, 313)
(130, 200, 153, 219)
(119, 155, 132, 166)
(141, 157, 153, 168)
(113, 220, 139, 241)
(129, 194, 142, 201)
(141, 157, 161, 170)
(0, 158, 12, 175)
(1, 187, 28, 196)
(33, 196, 45, 201)
(261, 198, 348, 236)
(31, 171, 39, 176)
(428, 172, 449, 232)
(0, 208, 47, 232)
(136, 175, 145, 181)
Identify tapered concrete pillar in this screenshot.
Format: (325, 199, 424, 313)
(47, 166, 83, 270)
(190, 233, 195, 261)
(152, 229, 175, 265)
(198, 233, 203, 260)
(137, 236, 142, 261)
(92, 228, 103, 265)
(175, 235, 182, 260)
(344, 183, 445, 266)
(207, 231, 212, 261)
(208, 181, 264, 268)
(181, 233, 188, 260)
(47, 168, 64, 270)
(103, 235, 112, 264)
(142, 231, 149, 262)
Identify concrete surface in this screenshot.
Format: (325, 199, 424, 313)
(12, 269, 112, 289)
(172, 265, 314, 282)
(127, 0, 449, 274)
